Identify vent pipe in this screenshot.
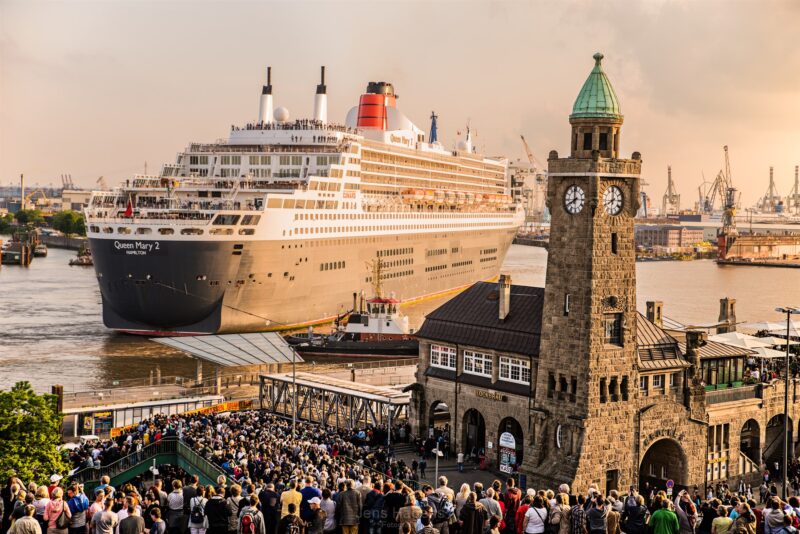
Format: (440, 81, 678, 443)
(498, 274, 512, 321)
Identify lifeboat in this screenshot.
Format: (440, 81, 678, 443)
(434, 190, 445, 203)
(465, 192, 475, 204)
(456, 192, 466, 204)
(424, 190, 435, 201)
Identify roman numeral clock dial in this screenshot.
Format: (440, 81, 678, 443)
(603, 185, 624, 215)
(564, 185, 585, 214)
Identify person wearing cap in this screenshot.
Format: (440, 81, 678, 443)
(306, 497, 326, 534)
(48, 476, 63, 500)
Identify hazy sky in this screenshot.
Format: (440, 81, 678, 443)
(2, 0, 800, 208)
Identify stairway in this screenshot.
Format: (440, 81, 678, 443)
(70, 438, 229, 492)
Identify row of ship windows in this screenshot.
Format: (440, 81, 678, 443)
(89, 226, 256, 236)
(292, 212, 511, 221)
(189, 155, 343, 166)
(285, 221, 509, 237)
(365, 269, 414, 283)
(480, 256, 498, 263)
(481, 247, 498, 255)
(378, 247, 413, 257)
(360, 149, 505, 177)
(320, 261, 346, 271)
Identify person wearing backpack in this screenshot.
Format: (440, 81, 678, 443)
(238, 496, 265, 534)
(203, 487, 230, 534)
(188, 486, 208, 534)
(44, 488, 72, 534)
(427, 489, 454, 534)
(226, 487, 243, 534)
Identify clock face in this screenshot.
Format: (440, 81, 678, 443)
(603, 185, 624, 215)
(564, 185, 585, 214)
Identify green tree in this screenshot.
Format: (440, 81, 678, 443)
(14, 209, 44, 226)
(0, 213, 13, 234)
(0, 381, 69, 482)
(52, 210, 86, 236)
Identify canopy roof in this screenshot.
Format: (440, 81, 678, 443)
(709, 331, 774, 350)
(152, 332, 303, 368)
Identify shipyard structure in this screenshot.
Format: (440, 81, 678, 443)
(410, 53, 798, 493)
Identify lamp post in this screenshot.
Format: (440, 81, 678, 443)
(292, 346, 297, 439)
(775, 306, 799, 500)
(433, 447, 444, 484)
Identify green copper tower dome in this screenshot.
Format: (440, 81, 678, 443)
(570, 53, 623, 120)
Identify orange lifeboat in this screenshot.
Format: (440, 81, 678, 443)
(424, 190, 435, 201)
(434, 190, 445, 203)
(456, 192, 466, 204)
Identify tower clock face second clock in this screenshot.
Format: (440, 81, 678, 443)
(603, 185, 624, 215)
(564, 185, 585, 214)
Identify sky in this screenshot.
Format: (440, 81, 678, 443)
(2, 0, 800, 208)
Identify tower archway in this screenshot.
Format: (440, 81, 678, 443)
(498, 416, 524, 471)
(462, 409, 486, 459)
(740, 419, 761, 465)
(639, 438, 688, 491)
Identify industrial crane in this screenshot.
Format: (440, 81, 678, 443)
(661, 166, 680, 215)
(757, 166, 783, 213)
(788, 166, 800, 215)
(719, 145, 739, 236)
(96, 176, 109, 190)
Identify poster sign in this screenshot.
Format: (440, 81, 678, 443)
(499, 432, 517, 473)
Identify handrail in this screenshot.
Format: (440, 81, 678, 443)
(70, 438, 178, 482)
(176, 441, 231, 485)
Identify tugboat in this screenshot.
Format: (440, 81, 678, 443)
(69, 244, 94, 266)
(34, 244, 48, 257)
(287, 260, 418, 358)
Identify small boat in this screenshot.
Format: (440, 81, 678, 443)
(287, 259, 418, 358)
(70, 255, 93, 266)
(34, 244, 48, 257)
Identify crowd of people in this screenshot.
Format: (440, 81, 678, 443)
(5, 409, 800, 534)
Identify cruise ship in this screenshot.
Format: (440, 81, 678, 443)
(84, 68, 524, 334)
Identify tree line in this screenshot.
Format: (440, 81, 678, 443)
(0, 209, 86, 236)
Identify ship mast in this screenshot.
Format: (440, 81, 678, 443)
(368, 258, 385, 299)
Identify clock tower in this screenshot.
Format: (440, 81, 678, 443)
(528, 53, 642, 492)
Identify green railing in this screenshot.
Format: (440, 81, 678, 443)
(69, 438, 230, 491)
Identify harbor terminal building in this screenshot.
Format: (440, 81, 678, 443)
(409, 53, 797, 493)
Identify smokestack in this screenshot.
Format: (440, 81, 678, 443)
(313, 66, 327, 124)
(498, 274, 511, 321)
(258, 66, 273, 125)
(646, 301, 664, 327)
(20, 174, 24, 210)
(718, 297, 737, 334)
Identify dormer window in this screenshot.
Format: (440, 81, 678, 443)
(599, 133, 608, 151)
(583, 132, 592, 150)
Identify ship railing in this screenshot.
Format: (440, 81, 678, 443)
(232, 120, 355, 134)
(186, 144, 349, 155)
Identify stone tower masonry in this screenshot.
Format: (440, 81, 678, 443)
(526, 53, 643, 492)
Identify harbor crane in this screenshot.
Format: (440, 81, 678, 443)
(757, 166, 783, 212)
(719, 145, 739, 236)
(60, 174, 75, 189)
(96, 176, 109, 190)
(788, 166, 800, 215)
(661, 165, 680, 215)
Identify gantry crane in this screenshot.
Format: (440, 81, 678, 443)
(661, 165, 680, 215)
(788, 166, 800, 215)
(757, 166, 782, 212)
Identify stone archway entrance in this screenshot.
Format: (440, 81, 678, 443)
(463, 409, 486, 460)
(498, 417, 524, 472)
(765, 414, 793, 476)
(429, 401, 452, 430)
(640, 438, 688, 491)
(740, 419, 761, 464)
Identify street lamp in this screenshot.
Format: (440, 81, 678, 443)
(433, 447, 444, 484)
(775, 306, 800, 500)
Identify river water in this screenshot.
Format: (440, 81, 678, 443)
(1, 245, 798, 392)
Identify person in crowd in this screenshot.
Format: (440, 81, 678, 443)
(150, 509, 166, 534)
(522, 495, 547, 534)
(419, 515, 440, 534)
(65, 485, 89, 534)
(225, 486, 242, 534)
(274, 504, 299, 534)
(9, 505, 42, 534)
(44, 488, 71, 534)
(649, 499, 679, 534)
(549, 493, 570, 534)
(299, 478, 321, 524)
(306, 497, 326, 534)
(32, 487, 50, 533)
(674, 490, 697, 534)
(570, 495, 588, 534)
(166, 481, 183, 534)
(119, 497, 145, 534)
(337, 480, 361, 534)
(396, 494, 422, 534)
(279, 483, 301, 521)
(584, 495, 607, 534)
(318, 489, 336, 534)
(479, 489, 501, 528)
(238, 496, 265, 534)
(712, 505, 733, 534)
(606, 498, 622, 534)
(455, 485, 471, 519)
(458, 494, 487, 534)
(621, 495, 648, 534)
(91, 497, 119, 534)
(765, 498, 787, 534)
(204, 486, 229, 534)
(731, 503, 756, 534)
(188, 485, 208, 534)
(183, 477, 199, 533)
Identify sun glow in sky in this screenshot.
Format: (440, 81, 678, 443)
(2, 0, 800, 207)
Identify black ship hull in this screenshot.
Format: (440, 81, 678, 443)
(293, 339, 419, 358)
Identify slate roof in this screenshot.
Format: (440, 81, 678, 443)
(636, 313, 689, 370)
(415, 282, 544, 356)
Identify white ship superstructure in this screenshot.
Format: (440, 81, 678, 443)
(85, 69, 524, 334)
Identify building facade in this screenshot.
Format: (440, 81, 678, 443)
(635, 225, 705, 252)
(410, 53, 800, 495)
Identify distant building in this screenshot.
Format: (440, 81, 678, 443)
(635, 224, 705, 252)
(61, 189, 93, 211)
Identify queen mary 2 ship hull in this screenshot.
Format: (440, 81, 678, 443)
(89, 227, 517, 334)
(84, 73, 524, 335)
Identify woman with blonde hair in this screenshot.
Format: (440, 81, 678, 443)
(549, 493, 570, 534)
(44, 487, 71, 534)
(33, 486, 50, 532)
(455, 484, 471, 517)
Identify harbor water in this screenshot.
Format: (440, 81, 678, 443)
(1, 245, 798, 392)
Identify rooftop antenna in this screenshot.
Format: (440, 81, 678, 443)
(429, 112, 438, 144)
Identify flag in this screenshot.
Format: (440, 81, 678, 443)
(123, 195, 133, 217)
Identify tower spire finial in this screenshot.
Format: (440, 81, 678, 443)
(593, 52, 604, 66)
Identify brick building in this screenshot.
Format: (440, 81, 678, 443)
(635, 224, 705, 252)
(409, 53, 800, 494)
